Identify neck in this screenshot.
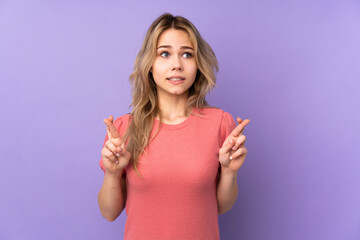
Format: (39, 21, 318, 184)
(156, 91, 192, 121)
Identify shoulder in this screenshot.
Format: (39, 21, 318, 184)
(193, 106, 236, 129)
(195, 106, 236, 146)
(113, 113, 131, 125)
(196, 106, 232, 120)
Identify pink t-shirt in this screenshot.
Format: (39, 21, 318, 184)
(99, 107, 236, 240)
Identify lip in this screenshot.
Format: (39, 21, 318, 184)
(168, 79, 185, 85)
(167, 75, 185, 80)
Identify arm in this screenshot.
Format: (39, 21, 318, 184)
(216, 167, 239, 214)
(98, 115, 130, 221)
(217, 116, 250, 214)
(98, 172, 127, 221)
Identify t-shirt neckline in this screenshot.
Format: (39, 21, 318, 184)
(154, 107, 198, 130)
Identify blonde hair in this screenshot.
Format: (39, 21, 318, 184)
(123, 13, 219, 179)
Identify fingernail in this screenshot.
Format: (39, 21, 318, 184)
(115, 160, 119, 164)
(116, 153, 120, 157)
(230, 156, 233, 160)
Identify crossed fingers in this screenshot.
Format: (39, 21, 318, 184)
(103, 115, 121, 139)
(231, 117, 250, 138)
(103, 115, 125, 164)
(226, 117, 250, 160)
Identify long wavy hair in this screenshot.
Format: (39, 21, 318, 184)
(122, 13, 219, 179)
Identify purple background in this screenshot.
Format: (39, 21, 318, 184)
(1, 0, 359, 239)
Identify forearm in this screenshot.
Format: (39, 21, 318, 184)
(98, 173, 124, 221)
(216, 168, 239, 214)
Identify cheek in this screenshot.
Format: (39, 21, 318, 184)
(190, 66, 198, 79)
(189, 61, 197, 75)
(152, 62, 166, 78)
(187, 70, 198, 86)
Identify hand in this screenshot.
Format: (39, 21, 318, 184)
(219, 117, 250, 174)
(101, 115, 131, 177)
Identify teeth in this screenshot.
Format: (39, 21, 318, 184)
(168, 78, 183, 81)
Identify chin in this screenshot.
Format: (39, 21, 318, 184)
(170, 91, 186, 95)
(157, 86, 190, 97)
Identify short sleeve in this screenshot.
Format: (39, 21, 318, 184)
(99, 116, 127, 176)
(218, 111, 237, 147)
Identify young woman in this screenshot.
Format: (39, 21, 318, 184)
(98, 13, 250, 240)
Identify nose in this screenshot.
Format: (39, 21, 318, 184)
(172, 55, 183, 71)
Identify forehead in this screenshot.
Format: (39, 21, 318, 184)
(157, 29, 193, 47)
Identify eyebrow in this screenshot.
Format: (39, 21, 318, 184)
(157, 45, 194, 50)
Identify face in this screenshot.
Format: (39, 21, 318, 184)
(151, 28, 197, 99)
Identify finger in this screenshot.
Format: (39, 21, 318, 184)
(230, 147, 248, 160)
(239, 126, 245, 135)
(109, 115, 114, 139)
(103, 116, 113, 139)
(110, 139, 124, 157)
(220, 137, 237, 153)
(105, 140, 120, 157)
(103, 115, 121, 139)
(236, 117, 244, 134)
(109, 138, 123, 148)
(102, 147, 117, 163)
(232, 135, 246, 151)
(230, 118, 250, 138)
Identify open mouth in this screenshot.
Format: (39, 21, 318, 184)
(167, 77, 185, 81)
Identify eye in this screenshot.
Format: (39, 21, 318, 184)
(183, 52, 193, 58)
(160, 51, 169, 57)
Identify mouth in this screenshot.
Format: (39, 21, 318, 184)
(167, 77, 185, 81)
(167, 77, 185, 85)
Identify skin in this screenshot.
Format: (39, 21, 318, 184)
(99, 28, 250, 219)
(217, 117, 250, 214)
(98, 116, 130, 221)
(219, 117, 250, 174)
(102, 115, 131, 175)
(151, 28, 197, 123)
